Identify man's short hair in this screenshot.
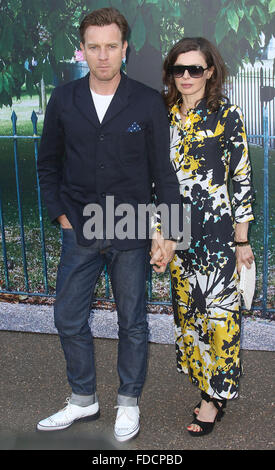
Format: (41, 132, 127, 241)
(79, 7, 129, 44)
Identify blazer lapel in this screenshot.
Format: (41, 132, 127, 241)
(74, 73, 100, 128)
(101, 72, 130, 126)
(74, 71, 130, 128)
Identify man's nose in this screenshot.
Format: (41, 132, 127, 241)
(98, 48, 108, 60)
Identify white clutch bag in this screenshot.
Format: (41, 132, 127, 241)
(239, 261, 256, 310)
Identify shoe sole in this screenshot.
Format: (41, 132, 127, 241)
(36, 409, 100, 432)
(114, 425, 140, 443)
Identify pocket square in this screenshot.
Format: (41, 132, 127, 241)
(127, 122, 142, 133)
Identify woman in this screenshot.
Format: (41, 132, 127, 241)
(162, 37, 255, 436)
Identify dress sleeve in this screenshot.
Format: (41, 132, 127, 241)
(226, 105, 254, 224)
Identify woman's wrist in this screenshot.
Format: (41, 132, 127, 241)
(234, 240, 250, 246)
(234, 222, 249, 245)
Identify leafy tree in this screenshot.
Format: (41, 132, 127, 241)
(179, 0, 275, 74)
(0, 0, 274, 107)
(0, 0, 84, 107)
(106, 0, 275, 87)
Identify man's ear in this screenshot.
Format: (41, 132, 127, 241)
(80, 42, 86, 59)
(122, 40, 128, 60)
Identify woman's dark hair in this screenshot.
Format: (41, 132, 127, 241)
(162, 37, 228, 111)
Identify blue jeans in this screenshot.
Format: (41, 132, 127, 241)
(54, 228, 149, 405)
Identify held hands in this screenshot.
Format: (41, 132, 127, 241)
(150, 231, 177, 273)
(56, 216, 254, 275)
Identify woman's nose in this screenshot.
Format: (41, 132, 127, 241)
(183, 69, 191, 78)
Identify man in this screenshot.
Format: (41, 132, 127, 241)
(36, 7, 181, 442)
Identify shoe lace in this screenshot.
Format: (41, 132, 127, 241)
(59, 397, 71, 413)
(48, 398, 73, 425)
(114, 405, 139, 424)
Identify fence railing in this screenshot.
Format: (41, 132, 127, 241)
(226, 66, 275, 148)
(0, 105, 274, 317)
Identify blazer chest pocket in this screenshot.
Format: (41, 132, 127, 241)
(119, 129, 146, 164)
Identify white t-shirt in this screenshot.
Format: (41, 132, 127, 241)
(91, 89, 114, 123)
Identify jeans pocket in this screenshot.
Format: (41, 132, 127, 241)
(61, 227, 74, 237)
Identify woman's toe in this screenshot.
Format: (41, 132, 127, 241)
(187, 423, 201, 432)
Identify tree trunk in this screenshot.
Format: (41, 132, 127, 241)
(41, 77, 47, 114)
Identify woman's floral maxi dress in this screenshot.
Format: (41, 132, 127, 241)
(169, 98, 254, 400)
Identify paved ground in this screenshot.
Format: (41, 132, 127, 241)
(0, 329, 274, 453)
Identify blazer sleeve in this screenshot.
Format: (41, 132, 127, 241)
(226, 105, 254, 224)
(147, 91, 183, 240)
(37, 87, 66, 223)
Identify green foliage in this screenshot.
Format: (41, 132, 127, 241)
(0, 0, 83, 107)
(212, 0, 274, 72)
(0, 0, 274, 107)
(174, 0, 274, 74)
(131, 11, 147, 52)
(269, 0, 275, 13)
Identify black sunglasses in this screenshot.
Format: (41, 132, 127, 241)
(168, 65, 209, 78)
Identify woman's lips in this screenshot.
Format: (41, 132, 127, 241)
(181, 83, 192, 88)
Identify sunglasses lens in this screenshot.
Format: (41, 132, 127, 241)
(173, 67, 185, 78)
(188, 66, 204, 77)
(169, 65, 205, 78)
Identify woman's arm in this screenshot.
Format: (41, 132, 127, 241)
(226, 106, 255, 273)
(234, 221, 254, 273)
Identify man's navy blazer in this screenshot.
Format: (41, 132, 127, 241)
(37, 71, 182, 249)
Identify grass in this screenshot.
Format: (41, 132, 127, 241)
(0, 93, 274, 313)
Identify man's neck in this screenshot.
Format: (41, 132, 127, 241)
(89, 72, 121, 96)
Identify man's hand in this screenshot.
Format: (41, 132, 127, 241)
(57, 214, 73, 229)
(150, 242, 165, 273)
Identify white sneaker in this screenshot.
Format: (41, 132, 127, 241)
(37, 398, 100, 431)
(114, 405, 140, 442)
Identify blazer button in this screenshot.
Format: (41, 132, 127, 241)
(100, 163, 105, 169)
(99, 134, 105, 141)
(101, 192, 106, 197)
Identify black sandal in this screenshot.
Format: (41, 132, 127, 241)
(193, 390, 226, 417)
(188, 391, 226, 437)
(192, 401, 201, 419)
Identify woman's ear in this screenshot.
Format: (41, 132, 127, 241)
(207, 66, 214, 79)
